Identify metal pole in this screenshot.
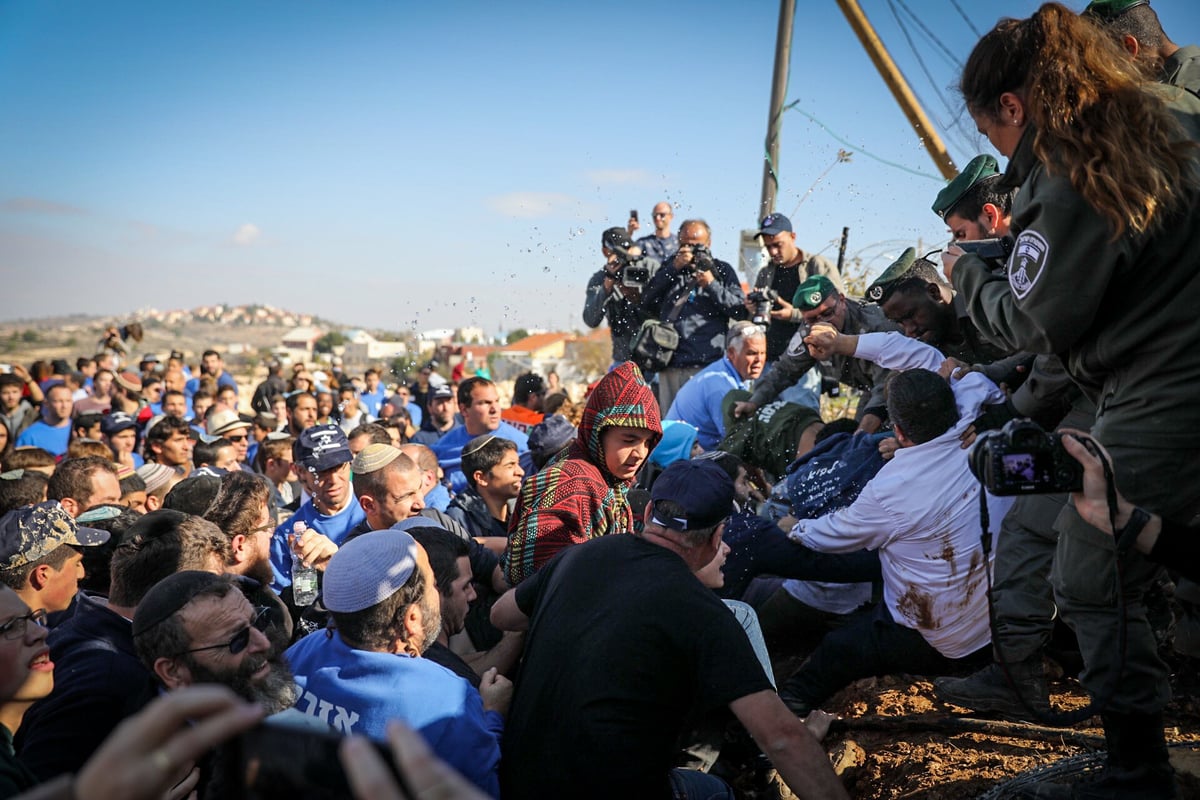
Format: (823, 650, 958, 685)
(759, 0, 796, 219)
(836, 0, 958, 180)
(837, 226, 850, 272)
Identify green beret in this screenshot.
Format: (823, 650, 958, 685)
(931, 154, 1000, 219)
(865, 247, 917, 303)
(1083, 0, 1149, 21)
(793, 275, 839, 311)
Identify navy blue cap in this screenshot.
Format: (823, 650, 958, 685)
(101, 411, 138, 437)
(757, 213, 793, 237)
(294, 423, 351, 473)
(649, 460, 735, 531)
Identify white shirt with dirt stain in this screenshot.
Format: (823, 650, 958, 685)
(789, 332, 1014, 658)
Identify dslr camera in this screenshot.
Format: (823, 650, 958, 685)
(747, 288, 780, 326)
(678, 244, 714, 277)
(968, 418, 1084, 495)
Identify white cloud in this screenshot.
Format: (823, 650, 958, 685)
(485, 192, 578, 219)
(583, 168, 651, 185)
(232, 223, 261, 246)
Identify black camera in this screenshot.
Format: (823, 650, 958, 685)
(748, 288, 780, 326)
(606, 252, 651, 290)
(617, 260, 651, 289)
(968, 418, 1084, 495)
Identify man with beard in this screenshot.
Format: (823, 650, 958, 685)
(132, 571, 297, 715)
(202, 472, 277, 585)
(285, 530, 510, 798)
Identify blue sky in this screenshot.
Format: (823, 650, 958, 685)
(2, 0, 1197, 337)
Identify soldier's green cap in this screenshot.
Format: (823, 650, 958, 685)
(931, 155, 1000, 219)
(1082, 0, 1149, 21)
(865, 248, 918, 304)
(793, 275, 839, 311)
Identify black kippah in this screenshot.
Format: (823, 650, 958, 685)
(132, 570, 228, 637)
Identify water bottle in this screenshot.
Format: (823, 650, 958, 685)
(290, 521, 319, 606)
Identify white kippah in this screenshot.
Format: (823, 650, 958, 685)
(323, 530, 420, 613)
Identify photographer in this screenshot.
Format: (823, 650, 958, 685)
(747, 213, 844, 410)
(639, 219, 746, 413)
(583, 227, 657, 366)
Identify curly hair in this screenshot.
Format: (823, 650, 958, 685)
(960, 3, 1198, 239)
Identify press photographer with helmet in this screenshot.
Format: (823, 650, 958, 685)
(583, 227, 658, 367)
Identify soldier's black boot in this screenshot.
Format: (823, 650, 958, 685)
(1013, 711, 1176, 799)
(934, 655, 1050, 720)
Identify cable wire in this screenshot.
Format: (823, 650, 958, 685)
(782, 100, 945, 181)
(948, 0, 982, 38)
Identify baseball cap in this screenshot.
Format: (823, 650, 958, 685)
(0, 502, 110, 570)
(601, 227, 633, 256)
(323, 530, 421, 613)
(100, 411, 138, 437)
(293, 424, 352, 473)
(649, 460, 735, 532)
(757, 213, 793, 237)
(431, 385, 454, 401)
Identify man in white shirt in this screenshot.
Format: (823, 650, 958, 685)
(775, 325, 1014, 716)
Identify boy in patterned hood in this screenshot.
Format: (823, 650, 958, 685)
(503, 361, 661, 585)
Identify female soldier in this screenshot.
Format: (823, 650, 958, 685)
(944, 5, 1200, 797)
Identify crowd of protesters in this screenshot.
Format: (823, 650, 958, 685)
(0, 3, 1198, 798)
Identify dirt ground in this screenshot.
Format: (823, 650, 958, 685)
(767, 655, 1200, 799)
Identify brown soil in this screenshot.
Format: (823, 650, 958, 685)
(768, 664, 1200, 799)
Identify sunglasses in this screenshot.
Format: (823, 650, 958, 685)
(176, 606, 272, 657)
(0, 609, 47, 640)
(225, 434, 248, 443)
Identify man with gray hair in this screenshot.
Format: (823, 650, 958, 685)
(665, 320, 767, 450)
(284, 530, 510, 797)
(640, 218, 748, 413)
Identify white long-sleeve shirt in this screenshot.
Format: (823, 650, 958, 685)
(789, 332, 1014, 658)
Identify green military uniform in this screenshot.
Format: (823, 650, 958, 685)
(952, 87, 1200, 717)
(747, 285, 899, 421)
(1165, 44, 1200, 94)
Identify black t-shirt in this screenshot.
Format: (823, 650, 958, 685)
(765, 264, 803, 361)
(501, 534, 772, 798)
(424, 641, 482, 688)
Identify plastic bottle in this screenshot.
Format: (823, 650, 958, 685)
(290, 521, 319, 606)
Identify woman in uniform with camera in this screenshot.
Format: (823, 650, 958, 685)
(942, 4, 1200, 797)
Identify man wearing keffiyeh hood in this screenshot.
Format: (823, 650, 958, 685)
(503, 361, 661, 585)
